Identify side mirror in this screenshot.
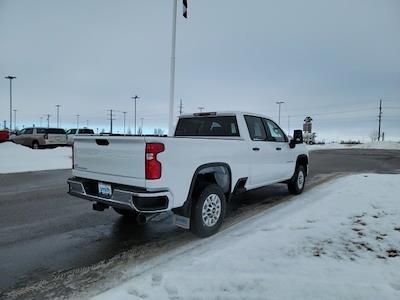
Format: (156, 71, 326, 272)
(289, 130, 303, 148)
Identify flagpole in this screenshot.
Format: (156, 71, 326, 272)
(168, 0, 178, 136)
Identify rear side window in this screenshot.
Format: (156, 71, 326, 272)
(25, 128, 33, 134)
(46, 128, 66, 134)
(263, 119, 287, 142)
(244, 116, 267, 141)
(175, 116, 240, 137)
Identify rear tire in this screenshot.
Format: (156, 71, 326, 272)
(190, 184, 226, 238)
(288, 165, 306, 195)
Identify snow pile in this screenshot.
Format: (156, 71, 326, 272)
(0, 142, 72, 174)
(307, 142, 400, 151)
(92, 174, 400, 300)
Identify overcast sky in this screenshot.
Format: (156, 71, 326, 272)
(1, 0, 399, 140)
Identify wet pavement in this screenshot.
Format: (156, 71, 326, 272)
(1, 149, 400, 297)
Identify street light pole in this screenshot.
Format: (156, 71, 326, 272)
(276, 101, 285, 125)
(123, 111, 127, 134)
(76, 114, 80, 129)
(55, 104, 61, 128)
(131, 95, 140, 135)
(13, 109, 17, 131)
(5, 76, 16, 130)
(140, 117, 144, 135)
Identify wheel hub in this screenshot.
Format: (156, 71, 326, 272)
(202, 193, 221, 227)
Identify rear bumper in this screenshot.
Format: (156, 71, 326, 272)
(67, 177, 172, 213)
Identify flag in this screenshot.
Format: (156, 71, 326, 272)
(183, 0, 188, 18)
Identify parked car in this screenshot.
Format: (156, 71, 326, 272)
(66, 128, 95, 145)
(0, 129, 10, 143)
(67, 111, 308, 237)
(11, 127, 67, 149)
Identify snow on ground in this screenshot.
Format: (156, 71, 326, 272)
(0, 142, 71, 174)
(91, 174, 400, 300)
(307, 141, 400, 151)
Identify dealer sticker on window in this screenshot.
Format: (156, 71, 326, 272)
(98, 182, 112, 197)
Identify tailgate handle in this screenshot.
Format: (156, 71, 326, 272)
(96, 139, 109, 146)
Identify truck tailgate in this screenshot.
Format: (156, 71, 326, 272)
(73, 136, 146, 186)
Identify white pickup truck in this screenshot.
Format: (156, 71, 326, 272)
(68, 111, 308, 237)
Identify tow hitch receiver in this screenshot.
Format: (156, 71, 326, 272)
(93, 202, 109, 211)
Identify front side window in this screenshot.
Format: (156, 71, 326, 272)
(36, 128, 46, 134)
(244, 116, 267, 141)
(263, 119, 287, 142)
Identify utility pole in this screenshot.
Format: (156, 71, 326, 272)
(108, 110, 115, 133)
(55, 104, 61, 127)
(46, 114, 50, 128)
(123, 111, 127, 134)
(179, 99, 183, 115)
(131, 95, 140, 135)
(140, 117, 144, 135)
(5, 76, 16, 130)
(3, 120, 6, 129)
(276, 101, 285, 125)
(198, 107, 205, 112)
(378, 99, 382, 142)
(76, 114, 80, 129)
(168, 0, 178, 136)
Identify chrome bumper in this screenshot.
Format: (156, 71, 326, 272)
(67, 178, 172, 213)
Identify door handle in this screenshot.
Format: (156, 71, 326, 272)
(252, 147, 260, 151)
(276, 147, 282, 151)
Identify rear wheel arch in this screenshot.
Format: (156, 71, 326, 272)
(173, 163, 232, 218)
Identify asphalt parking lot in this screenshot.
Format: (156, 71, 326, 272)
(1, 149, 400, 298)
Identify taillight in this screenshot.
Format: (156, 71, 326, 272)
(145, 143, 164, 180)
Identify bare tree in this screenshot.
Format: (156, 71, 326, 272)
(369, 129, 379, 142)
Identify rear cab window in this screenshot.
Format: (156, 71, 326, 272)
(79, 129, 94, 134)
(175, 116, 240, 137)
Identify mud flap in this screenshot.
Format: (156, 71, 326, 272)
(174, 214, 190, 229)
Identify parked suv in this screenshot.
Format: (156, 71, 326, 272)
(11, 127, 67, 149)
(66, 128, 94, 145)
